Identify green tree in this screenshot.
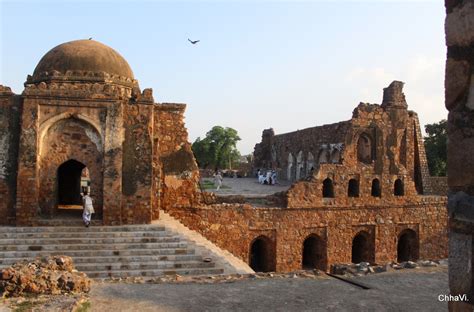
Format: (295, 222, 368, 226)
(424, 119, 447, 176)
(192, 126, 241, 169)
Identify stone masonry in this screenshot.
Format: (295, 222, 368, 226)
(163, 82, 448, 272)
(0, 40, 199, 226)
(445, 0, 474, 310)
(0, 40, 448, 276)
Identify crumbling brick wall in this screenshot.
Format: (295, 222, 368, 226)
(167, 198, 447, 272)
(155, 103, 200, 213)
(0, 86, 20, 225)
(253, 82, 434, 196)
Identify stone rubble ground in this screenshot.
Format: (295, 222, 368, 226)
(99, 269, 324, 285)
(330, 259, 447, 276)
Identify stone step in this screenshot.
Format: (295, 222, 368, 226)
(0, 225, 166, 233)
(0, 254, 203, 266)
(0, 248, 195, 259)
(0, 236, 181, 245)
(0, 223, 226, 279)
(0, 242, 189, 252)
(0, 231, 175, 239)
(75, 261, 216, 272)
(85, 268, 224, 279)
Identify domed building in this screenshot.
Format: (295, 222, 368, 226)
(0, 39, 200, 225)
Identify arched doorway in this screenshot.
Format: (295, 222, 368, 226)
(322, 178, 334, 198)
(38, 117, 103, 217)
(352, 231, 374, 263)
(302, 234, 327, 271)
(357, 133, 373, 164)
(397, 229, 419, 262)
(57, 159, 86, 206)
(249, 236, 274, 272)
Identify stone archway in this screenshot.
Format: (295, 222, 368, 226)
(352, 231, 374, 263)
(302, 234, 327, 271)
(249, 236, 275, 272)
(397, 229, 419, 262)
(57, 159, 85, 206)
(38, 117, 103, 217)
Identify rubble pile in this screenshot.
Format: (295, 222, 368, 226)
(0, 256, 91, 297)
(331, 259, 444, 276)
(105, 270, 323, 284)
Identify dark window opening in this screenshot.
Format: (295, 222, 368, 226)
(323, 178, 335, 198)
(371, 179, 381, 197)
(394, 179, 404, 196)
(348, 179, 359, 197)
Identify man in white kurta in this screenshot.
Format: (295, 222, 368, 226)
(81, 191, 95, 227)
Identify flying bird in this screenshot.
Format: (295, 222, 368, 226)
(88, 37, 92, 40)
(188, 38, 200, 45)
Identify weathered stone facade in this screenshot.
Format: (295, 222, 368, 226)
(0, 40, 199, 225)
(254, 81, 435, 195)
(444, 0, 474, 310)
(0, 40, 448, 276)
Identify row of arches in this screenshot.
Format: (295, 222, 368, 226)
(286, 145, 343, 181)
(322, 178, 404, 198)
(248, 229, 418, 272)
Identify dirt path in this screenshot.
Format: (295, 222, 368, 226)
(89, 269, 449, 312)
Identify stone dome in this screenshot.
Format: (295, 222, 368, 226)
(30, 40, 135, 85)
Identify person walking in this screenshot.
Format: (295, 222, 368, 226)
(81, 190, 95, 227)
(214, 171, 223, 191)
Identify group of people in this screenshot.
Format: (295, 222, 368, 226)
(257, 169, 278, 185)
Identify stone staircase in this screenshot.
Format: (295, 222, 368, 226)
(0, 225, 224, 279)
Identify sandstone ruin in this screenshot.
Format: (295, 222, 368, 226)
(0, 39, 200, 226)
(0, 39, 448, 276)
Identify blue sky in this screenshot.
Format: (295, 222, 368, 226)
(0, 0, 446, 154)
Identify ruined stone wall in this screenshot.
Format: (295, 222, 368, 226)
(285, 165, 418, 208)
(154, 103, 200, 213)
(0, 86, 21, 225)
(122, 101, 153, 224)
(167, 198, 447, 272)
(253, 82, 434, 197)
(444, 0, 474, 308)
(427, 177, 448, 196)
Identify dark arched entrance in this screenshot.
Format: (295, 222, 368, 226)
(371, 178, 381, 197)
(57, 159, 86, 206)
(352, 231, 373, 263)
(348, 179, 359, 197)
(394, 179, 404, 196)
(322, 178, 334, 198)
(249, 236, 274, 272)
(302, 235, 327, 271)
(397, 229, 419, 262)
